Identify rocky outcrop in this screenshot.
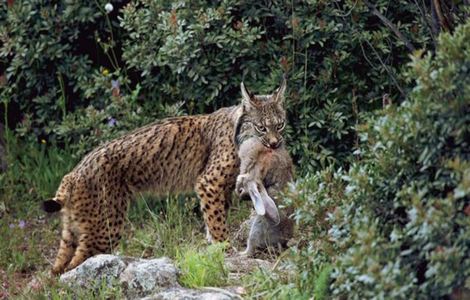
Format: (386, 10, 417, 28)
(225, 256, 274, 282)
(59, 254, 253, 300)
(60, 255, 178, 299)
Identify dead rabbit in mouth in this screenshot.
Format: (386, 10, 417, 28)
(235, 135, 295, 256)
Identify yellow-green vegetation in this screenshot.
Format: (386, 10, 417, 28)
(313, 264, 332, 300)
(176, 243, 228, 288)
(242, 265, 305, 300)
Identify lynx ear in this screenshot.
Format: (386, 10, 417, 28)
(241, 82, 260, 110)
(273, 77, 287, 104)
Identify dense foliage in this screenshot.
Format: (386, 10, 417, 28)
(285, 21, 470, 298)
(2, 0, 466, 167)
(0, 1, 468, 298)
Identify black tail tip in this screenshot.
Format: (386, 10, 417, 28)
(42, 199, 62, 213)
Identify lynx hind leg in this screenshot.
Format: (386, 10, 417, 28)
(51, 213, 77, 275)
(66, 184, 129, 272)
(65, 233, 100, 272)
(65, 221, 124, 272)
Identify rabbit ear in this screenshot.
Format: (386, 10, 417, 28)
(247, 181, 266, 216)
(246, 181, 280, 225)
(258, 185, 280, 225)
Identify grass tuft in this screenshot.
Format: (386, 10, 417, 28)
(176, 242, 228, 288)
(122, 194, 204, 259)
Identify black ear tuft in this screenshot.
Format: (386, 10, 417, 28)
(42, 199, 62, 213)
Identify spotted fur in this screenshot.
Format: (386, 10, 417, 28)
(46, 80, 287, 275)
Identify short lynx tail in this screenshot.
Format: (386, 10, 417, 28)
(42, 199, 63, 213)
(42, 174, 73, 213)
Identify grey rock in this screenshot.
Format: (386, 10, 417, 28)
(225, 255, 273, 282)
(225, 256, 273, 274)
(120, 257, 179, 298)
(60, 254, 243, 300)
(142, 287, 238, 300)
(60, 254, 127, 288)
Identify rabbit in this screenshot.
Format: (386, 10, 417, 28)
(236, 136, 294, 256)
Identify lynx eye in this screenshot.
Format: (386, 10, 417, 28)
(276, 122, 285, 131)
(254, 124, 267, 133)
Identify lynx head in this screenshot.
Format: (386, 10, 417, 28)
(236, 78, 287, 149)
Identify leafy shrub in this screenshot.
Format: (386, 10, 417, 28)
(284, 21, 470, 298)
(2, 1, 467, 169)
(120, 0, 467, 171)
(261, 168, 345, 298)
(1, 1, 121, 130)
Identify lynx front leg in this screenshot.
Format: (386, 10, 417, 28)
(196, 174, 230, 242)
(196, 152, 238, 242)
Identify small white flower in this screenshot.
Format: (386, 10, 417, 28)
(105, 3, 114, 13)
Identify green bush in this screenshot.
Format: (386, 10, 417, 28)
(2, 1, 467, 169)
(1, 1, 113, 127)
(120, 0, 463, 171)
(284, 21, 470, 298)
(261, 168, 345, 298)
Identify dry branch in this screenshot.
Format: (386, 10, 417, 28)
(363, 0, 416, 52)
